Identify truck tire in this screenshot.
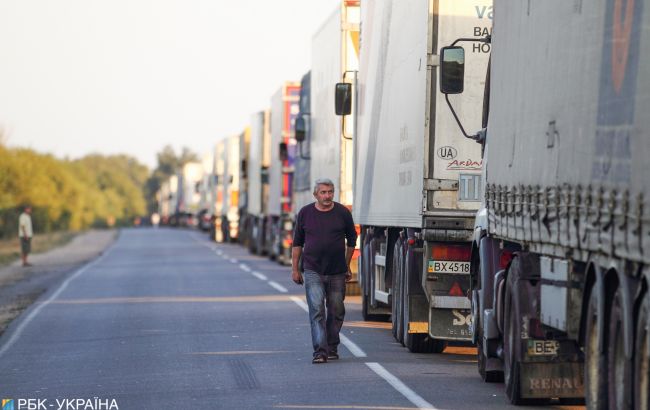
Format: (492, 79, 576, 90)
(635, 293, 649, 410)
(585, 288, 608, 409)
(402, 247, 445, 353)
(391, 238, 404, 345)
(608, 287, 631, 409)
(503, 291, 523, 405)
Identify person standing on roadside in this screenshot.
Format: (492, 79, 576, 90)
(18, 205, 33, 267)
(292, 178, 357, 364)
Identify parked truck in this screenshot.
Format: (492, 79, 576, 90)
(311, 0, 362, 295)
(212, 139, 226, 241)
(439, 0, 649, 405)
(337, 0, 492, 352)
(293, 71, 312, 214)
(245, 110, 272, 254)
(221, 129, 249, 242)
(237, 128, 251, 247)
(267, 82, 301, 264)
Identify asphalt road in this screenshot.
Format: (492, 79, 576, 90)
(0, 229, 581, 410)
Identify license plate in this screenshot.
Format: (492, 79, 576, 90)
(527, 340, 559, 356)
(428, 260, 470, 274)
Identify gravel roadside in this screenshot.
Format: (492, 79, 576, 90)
(0, 229, 118, 337)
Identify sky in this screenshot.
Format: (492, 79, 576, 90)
(0, 0, 339, 168)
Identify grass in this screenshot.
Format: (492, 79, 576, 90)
(0, 231, 78, 267)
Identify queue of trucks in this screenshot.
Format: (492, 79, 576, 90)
(156, 0, 649, 407)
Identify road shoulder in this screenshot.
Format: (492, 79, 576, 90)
(0, 229, 118, 337)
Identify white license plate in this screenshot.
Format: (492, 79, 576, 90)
(428, 260, 470, 274)
(527, 340, 559, 356)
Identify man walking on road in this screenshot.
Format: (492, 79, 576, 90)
(18, 205, 33, 267)
(292, 178, 357, 364)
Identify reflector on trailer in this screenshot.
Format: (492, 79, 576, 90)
(449, 281, 464, 296)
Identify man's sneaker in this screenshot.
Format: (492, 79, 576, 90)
(312, 354, 327, 364)
(327, 351, 339, 360)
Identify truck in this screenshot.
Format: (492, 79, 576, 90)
(337, 0, 492, 352)
(222, 129, 249, 242)
(237, 128, 251, 247)
(293, 71, 312, 214)
(157, 175, 178, 226)
(267, 82, 301, 264)
(197, 151, 215, 231)
(438, 0, 649, 405)
(176, 161, 204, 227)
(245, 110, 272, 254)
(309, 0, 362, 295)
(212, 139, 226, 241)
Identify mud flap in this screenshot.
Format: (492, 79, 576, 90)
(429, 308, 473, 340)
(519, 362, 584, 399)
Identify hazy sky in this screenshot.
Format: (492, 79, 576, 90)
(0, 0, 339, 168)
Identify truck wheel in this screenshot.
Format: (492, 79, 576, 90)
(585, 287, 608, 409)
(608, 287, 631, 409)
(635, 293, 649, 410)
(503, 293, 523, 405)
(401, 250, 445, 353)
(391, 238, 404, 345)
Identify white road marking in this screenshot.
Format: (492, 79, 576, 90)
(251, 271, 268, 281)
(339, 334, 367, 358)
(289, 296, 367, 358)
(268, 281, 288, 293)
(290, 296, 309, 312)
(239, 264, 251, 272)
(366, 362, 438, 410)
(229, 258, 238, 264)
(0, 243, 116, 358)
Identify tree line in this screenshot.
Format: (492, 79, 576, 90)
(0, 142, 198, 239)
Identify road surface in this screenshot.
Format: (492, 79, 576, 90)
(0, 229, 582, 410)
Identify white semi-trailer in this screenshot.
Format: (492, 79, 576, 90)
(305, 0, 362, 294)
(212, 140, 226, 242)
(245, 110, 271, 254)
(339, 0, 492, 352)
(268, 82, 301, 264)
(439, 0, 649, 405)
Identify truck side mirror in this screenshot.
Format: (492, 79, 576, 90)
(439, 46, 465, 94)
(240, 159, 247, 177)
(295, 115, 306, 142)
(278, 142, 288, 162)
(335, 83, 352, 115)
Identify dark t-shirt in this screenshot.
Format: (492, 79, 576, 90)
(292, 202, 358, 275)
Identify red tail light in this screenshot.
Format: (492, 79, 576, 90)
(431, 244, 471, 261)
(499, 250, 514, 269)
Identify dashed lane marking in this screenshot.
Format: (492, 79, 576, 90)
(289, 296, 366, 358)
(366, 363, 437, 410)
(268, 281, 288, 293)
(251, 271, 268, 281)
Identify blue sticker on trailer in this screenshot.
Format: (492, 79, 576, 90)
(592, 0, 643, 183)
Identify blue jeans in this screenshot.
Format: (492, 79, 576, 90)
(303, 270, 346, 357)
